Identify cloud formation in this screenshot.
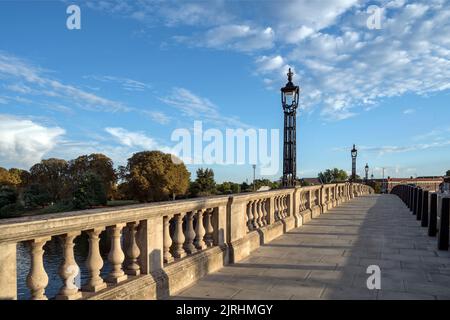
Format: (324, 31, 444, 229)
(0, 114, 65, 168)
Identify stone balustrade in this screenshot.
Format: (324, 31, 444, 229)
(0, 183, 373, 300)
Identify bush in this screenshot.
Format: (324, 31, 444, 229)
(0, 185, 17, 209)
(72, 173, 107, 209)
(23, 184, 51, 208)
(0, 203, 25, 218)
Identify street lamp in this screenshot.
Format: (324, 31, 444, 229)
(281, 68, 300, 188)
(351, 144, 357, 182)
(365, 163, 369, 183)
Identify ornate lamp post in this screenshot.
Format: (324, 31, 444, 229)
(351, 144, 357, 182)
(365, 163, 369, 183)
(281, 68, 300, 188)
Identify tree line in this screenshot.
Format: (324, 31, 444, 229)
(0, 150, 280, 218)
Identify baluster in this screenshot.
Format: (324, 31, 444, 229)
(26, 237, 51, 300)
(194, 210, 207, 250)
(56, 232, 82, 300)
(83, 228, 107, 292)
(125, 221, 141, 276)
(252, 200, 259, 228)
(262, 199, 269, 226)
(256, 200, 263, 227)
(281, 196, 286, 218)
(247, 202, 254, 231)
(173, 213, 187, 258)
(184, 211, 197, 254)
(277, 197, 282, 220)
(204, 209, 214, 247)
(163, 215, 174, 263)
(107, 223, 127, 284)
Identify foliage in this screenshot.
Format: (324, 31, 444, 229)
(29, 158, 70, 202)
(124, 151, 190, 202)
(251, 179, 280, 191)
(0, 203, 25, 218)
(217, 181, 240, 195)
(318, 168, 349, 184)
(23, 184, 51, 208)
(72, 173, 107, 209)
(0, 186, 18, 209)
(239, 182, 251, 192)
(68, 154, 117, 198)
(446, 170, 450, 177)
(189, 168, 216, 197)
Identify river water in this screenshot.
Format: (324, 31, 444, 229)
(17, 233, 112, 300)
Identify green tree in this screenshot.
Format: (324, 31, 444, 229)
(318, 168, 349, 184)
(72, 173, 107, 209)
(250, 179, 280, 191)
(446, 170, 450, 176)
(124, 151, 190, 202)
(217, 181, 240, 195)
(68, 154, 117, 198)
(190, 168, 216, 197)
(0, 186, 17, 209)
(29, 158, 70, 202)
(23, 184, 51, 208)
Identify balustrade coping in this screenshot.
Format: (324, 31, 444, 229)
(0, 183, 369, 244)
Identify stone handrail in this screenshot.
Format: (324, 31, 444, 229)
(0, 182, 373, 300)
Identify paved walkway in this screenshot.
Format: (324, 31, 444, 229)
(172, 195, 450, 300)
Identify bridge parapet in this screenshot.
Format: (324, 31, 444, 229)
(0, 183, 373, 300)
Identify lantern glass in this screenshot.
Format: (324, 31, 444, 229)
(351, 150, 357, 158)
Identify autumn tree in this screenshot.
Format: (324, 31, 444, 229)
(29, 158, 70, 202)
(124, 151, 190, 202)
(68, 153, 116, 198)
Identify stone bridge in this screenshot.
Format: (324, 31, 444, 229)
(1, 183, 449, 300)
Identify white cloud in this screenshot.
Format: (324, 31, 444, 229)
(84, 75, 152, 92)
(403, 108, 416, 114)
(105, 127, 159, 150)
(0, 114, 65, 169)
(143, 110, 171, 125)
(0, 52, 129, 112)
(160, 87, 249, 128)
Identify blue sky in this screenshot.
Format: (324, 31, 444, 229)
(0, 0, 449, 183)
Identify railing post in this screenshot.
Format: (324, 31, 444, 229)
(417, 189, 423, 221)
(0, 242, 17, 300)
(429, 193, 438, 237)
(138, 217, 164, 274)
(438, 197, 449, 251)
(268, 196, 275, 224)
(413, 187, 418, 215)
(421, 191, 429, 227)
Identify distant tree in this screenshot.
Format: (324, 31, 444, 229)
(0, 167, 26, 187)
(250, 179, 280, 191)
(72, 173, 107, 209)
(124, 151, 190, 202)
(190, 168, 216, 197)
(0, 186, 17, 209)
(446, 170, 450, 177)
(217, 182, 240, 195)
(68, 154, 117, 198)
(299, 179, 312, 187)
(240, 182, 251, 192)
(29, 158, 70, 202)
(318, 168, 348, 184)
(23, 184, 51, 208)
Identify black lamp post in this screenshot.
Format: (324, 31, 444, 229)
(281, 68, 300, 187)
(365, 163, 369, 183)
(351, 144, 357, 182)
